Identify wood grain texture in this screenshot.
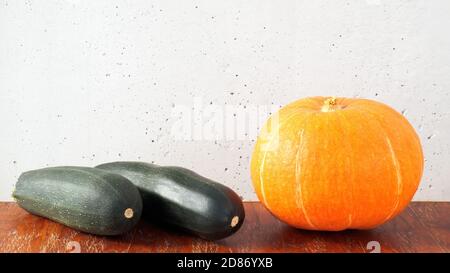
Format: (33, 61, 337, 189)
(0, 202, 448, 253)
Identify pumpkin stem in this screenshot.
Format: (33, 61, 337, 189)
(321, 97, 338, 112)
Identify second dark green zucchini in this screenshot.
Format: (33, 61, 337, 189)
(96, 161, 245, 240)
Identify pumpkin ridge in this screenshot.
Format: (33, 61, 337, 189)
(294, 128, 316, 229)
(382, 136, 403, 222)
(360, 105, 406, 224)
(259, 108, 307, 210)
(335, 110, 355, 229)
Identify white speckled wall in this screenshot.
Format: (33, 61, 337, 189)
(1, 0, 450, 201)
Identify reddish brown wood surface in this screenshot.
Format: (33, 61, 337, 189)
(0, 202, 448, 253)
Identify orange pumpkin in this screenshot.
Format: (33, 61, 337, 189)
(250, 96, 424, 231)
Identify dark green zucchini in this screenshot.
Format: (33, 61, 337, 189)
(13, 166, 142, 236)
(96, 162, 245, 240)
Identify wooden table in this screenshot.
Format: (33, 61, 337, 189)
(0, 202, 448, 253)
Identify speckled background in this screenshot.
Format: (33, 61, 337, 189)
(1, 0, 449, 201)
